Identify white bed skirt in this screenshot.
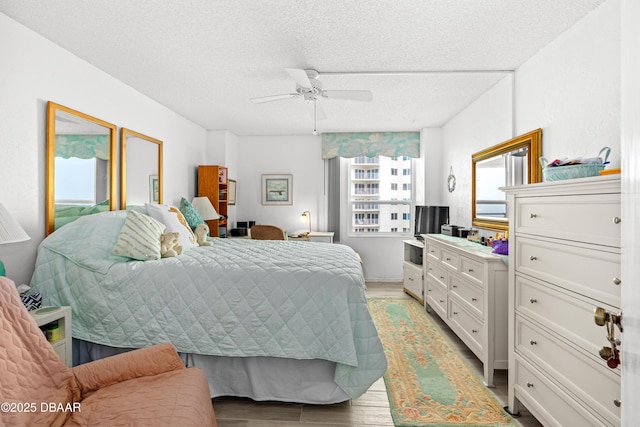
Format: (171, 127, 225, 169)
(74, 339, 350, 404)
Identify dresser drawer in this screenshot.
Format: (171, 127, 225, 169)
(516, 317, 620, 424)
(450, 275, 484, 319)
(515, 193, 621, 247)
(440, 248, 459, 271)
(425, 278, 447, 318)
(403, 262, 423, 301)
(460, 256, 485, 285)
(449, 298, 483, 354)
(515, 237, 620, 307)
(513, 356, 610, 427)
(425, 243, 441, 261)
(426, 262, 448, 288)
(516, 274, 620, 359)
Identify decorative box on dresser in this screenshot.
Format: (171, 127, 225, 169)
(503, 175, 621, 426)
(423, 234, 508, 387)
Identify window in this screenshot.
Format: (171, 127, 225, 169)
(348, 156, 412, 234)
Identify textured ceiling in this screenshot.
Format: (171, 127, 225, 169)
(0, 0, 605, 135)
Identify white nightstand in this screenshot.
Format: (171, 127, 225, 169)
(29, 306, 73, 367)
(308, 232, 334, 243)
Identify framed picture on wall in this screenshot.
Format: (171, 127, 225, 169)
(228, 179, 236, 205)
(261, 174, 292, 205)
(149, 175, 159, 203)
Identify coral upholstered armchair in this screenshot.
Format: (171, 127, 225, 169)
(0, 276, 217, 427)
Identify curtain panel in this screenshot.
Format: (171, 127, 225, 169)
(55, 135, 110, 160)
(321, 132, 420, 159)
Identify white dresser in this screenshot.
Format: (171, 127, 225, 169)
(423, 234, 509, 387)
(503, 175, 621, 426)
(403, 239, 425, 303)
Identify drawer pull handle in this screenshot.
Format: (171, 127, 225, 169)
(530, 340, 537, 346)
(408, 277, 413, 281)
(613, 217, 621, 224)
(440, 276, 445, 280)
(472, 329, 478, 334)
(446, 257, 451, 261)
(529, 213, 538, 219)
(614, 399, 622, 408)
(526, 382, 534, 388)
(613, 277, 621, 285)
(530, 298, 538, 304)
(468, 268, 474, 272)
(471, 298, 478, 302)
(452, 285, 457, 288)
(529, 256, 538, 261)
(439, 300, 444, 303)
(453, 311, 458, 315)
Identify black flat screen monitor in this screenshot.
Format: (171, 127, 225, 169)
(414, 205, 449, 240)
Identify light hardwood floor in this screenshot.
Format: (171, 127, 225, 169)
(212, 282, 542, 427)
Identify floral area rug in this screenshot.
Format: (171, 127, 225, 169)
(368, 298, 515, 427)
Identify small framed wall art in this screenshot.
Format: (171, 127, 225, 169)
(228, 179, 236, 205)
(148, 175, 159, 203)
(261, 174, 292, 205)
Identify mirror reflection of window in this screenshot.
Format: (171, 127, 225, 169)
(54, 157, 100, 204)
(476, 156, 508, 219)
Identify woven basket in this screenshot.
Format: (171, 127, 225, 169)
(541, 147, 610, 182)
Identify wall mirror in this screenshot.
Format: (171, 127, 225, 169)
(120, 128, 163, 208)
(46, 102, 116, 235)
(472, 128, 542, 231)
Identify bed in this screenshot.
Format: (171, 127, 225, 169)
(30, 211, 387, 404)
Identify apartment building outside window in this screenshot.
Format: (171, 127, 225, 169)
(349, 155, 412, 234)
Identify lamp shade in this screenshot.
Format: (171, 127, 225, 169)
(191, 197, 220, 221)
(0, 203, 30, 245)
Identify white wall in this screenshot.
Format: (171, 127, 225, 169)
(439, 0, 621, 230)
(515, 0, 621, 167)
(0, 13, 206, 285)
(235, 135, 327, 234)
(441, 76, 514, 228)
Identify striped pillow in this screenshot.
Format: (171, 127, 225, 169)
(112, 210, 166, 260)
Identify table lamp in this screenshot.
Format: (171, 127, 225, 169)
(191, 197, 220, 221)
(0, 203, 30, 276)
(300, 211, 312, 235)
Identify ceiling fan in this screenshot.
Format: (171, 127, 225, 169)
(250, 68, 373, 134)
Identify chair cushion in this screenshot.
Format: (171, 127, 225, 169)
(65, 368, 216, 426)
(0, 277, 78, 427)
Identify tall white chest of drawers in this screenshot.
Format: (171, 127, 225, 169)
(503, 175, 621, 426)
(423, 234, 509, 387)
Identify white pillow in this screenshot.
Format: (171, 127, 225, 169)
(112, 210, 166, 260)
(145, 203, 197, 251)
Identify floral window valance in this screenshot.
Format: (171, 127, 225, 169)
(55, 135, 110, 160)
(321, 131, 420, 159)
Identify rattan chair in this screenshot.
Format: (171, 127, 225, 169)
(250, 225, 286, 240)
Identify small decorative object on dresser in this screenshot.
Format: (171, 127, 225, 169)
(423, 234, 508, 387)
(503, 174, 621, 426)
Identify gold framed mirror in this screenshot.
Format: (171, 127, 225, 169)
(472, 128, 542, 231)
(46, 102, 116, 235)
(120, 128, 163, 208)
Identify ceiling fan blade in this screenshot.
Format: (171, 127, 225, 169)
(285, 68, 313, 89)
(322, 90, 373, 102)
(250, 93, 299, 104)
(306, 100, 327, 120)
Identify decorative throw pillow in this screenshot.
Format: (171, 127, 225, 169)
(179, 197, 205, 230)
(145, 203, 198, 251)
(112, 210, 166, 260)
